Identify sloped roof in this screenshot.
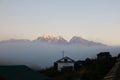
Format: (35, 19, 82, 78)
(0, 65, 51, 80)
(55, 56, 75, 63)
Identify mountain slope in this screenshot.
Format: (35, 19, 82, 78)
(69, 36, 105, 46)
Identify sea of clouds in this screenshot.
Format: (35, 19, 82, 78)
(0, 41, 120, 70)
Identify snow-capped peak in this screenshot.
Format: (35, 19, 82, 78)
(43, 34, 65, 40)
(34, 34, 68, 44)
(43, 34, 54, 39)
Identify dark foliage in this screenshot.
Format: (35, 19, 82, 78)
(80, 57, 116, 80)
(39, 52, 117, 80)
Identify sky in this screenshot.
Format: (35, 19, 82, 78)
(0, 0, 120, 46)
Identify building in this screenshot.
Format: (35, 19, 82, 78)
(0, 65, 51, 80)
(54, 56, 75, 71)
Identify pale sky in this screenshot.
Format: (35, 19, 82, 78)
(0, 0, 120, 45)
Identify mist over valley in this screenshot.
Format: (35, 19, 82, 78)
(0, 35, 119, 70)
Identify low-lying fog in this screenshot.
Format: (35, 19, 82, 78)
(0, 42, 120, 70)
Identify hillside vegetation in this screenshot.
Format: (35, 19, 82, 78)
(39, 52, 117, 80)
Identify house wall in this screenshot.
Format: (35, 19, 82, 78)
(57, 62, 74, 71)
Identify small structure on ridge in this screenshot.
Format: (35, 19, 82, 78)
(54, 56, 75, 71)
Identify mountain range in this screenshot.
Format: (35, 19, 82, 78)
(0, 34, 106, 46)
(0, 34, 119, 69)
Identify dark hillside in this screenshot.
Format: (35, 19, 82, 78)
(39, 52, 117, 80)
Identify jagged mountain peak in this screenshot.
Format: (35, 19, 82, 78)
(70, 36, 87, 41)
(42, 34, 65, 40)
(34, 34, 67, 44)
(70, 36, 89, 43)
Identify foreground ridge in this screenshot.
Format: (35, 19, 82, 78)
(103, 57, 120, 80)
